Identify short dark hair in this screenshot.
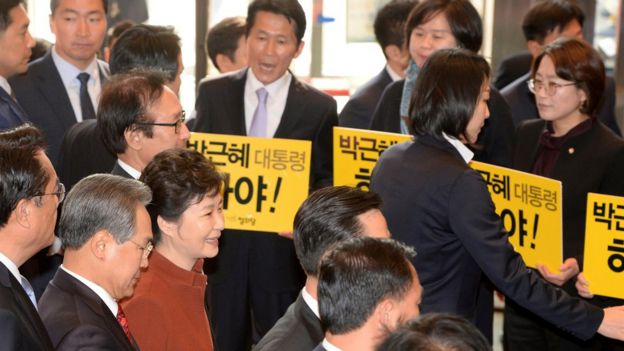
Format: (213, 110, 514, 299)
(98, 72, 166, 155)
(410, 48, 490, 139)
(0, 124, 49, 228)
(318, 237, 416, 334)
(106, 20, 135, 49)
(140, 148, 223, 245)
(247, 0, 306, 44)
(109, 24, 181, 83)
(293, 186, 383, 276)
(532, 37, 604, 118)
(59, 174, 152, 249)
(206, 16, 246, 71)
(377, 313, 491, 351)
(50, 0, 108, 14)
(405, 0, 482, 53)
(0, 0, 22, 32)
(522, 0, 584, 43)
(374, 0, 418, 56)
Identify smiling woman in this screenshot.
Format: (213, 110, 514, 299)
(121, 148, 224, 351)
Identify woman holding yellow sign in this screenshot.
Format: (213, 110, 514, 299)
(508, 38, 624, 350)
(370, 48, 624, 347)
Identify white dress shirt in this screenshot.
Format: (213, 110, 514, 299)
(0, 251, 37, 307)
(51, 46, 102, 122)
(443, 133, 474, 163)
(385, 64, 403, 82)
(60, 265, 118, 317)
(322, 338, 343, 351)
(117, 159, 141, 179)
(244, 69, 292, 138)
(0, 76, 12, 95)
(301, 287, 320, 319)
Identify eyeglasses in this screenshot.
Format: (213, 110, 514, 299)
(128, 239, 154, 259)
(527, 79, 577, 96)
(35, 182, 66, 203)
(134, 110, 186, 133)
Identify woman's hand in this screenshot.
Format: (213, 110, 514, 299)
(536, 258, 579, 286)
(575, 272, 594, 299)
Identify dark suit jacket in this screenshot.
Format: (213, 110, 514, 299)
(513, 120, 624, 287)
(0, 87, 29, 130)
(339, 68, 392, 129)
(0, 262, 54, 351)
(38, 268, 138, 351)
(9, 51, 110, 167)
(493, 51, 532, 90)
(312, 344, 327, 351)
(58, 119, 116, 190)
(370, 135, 604, 341)
(194, 68, 337, 190)
(254, 293, 323, 351)
(369, 80, 515, 167)
(111, 161, 135, 179)
(501, 72, 620, 135)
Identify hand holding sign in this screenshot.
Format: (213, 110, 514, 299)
(575, 272, 594, 299)
(536, 258, 579, 287)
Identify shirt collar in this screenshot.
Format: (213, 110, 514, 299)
(246, 68, 292, 97)
(51, 46, 100, 87)
(443, 133, 474, 163)
(0, 251, 21, 283)
(385, 64, 402, 82)
(117, 159, 141, 179)
(322, 338, 343, 351)
(60, 265, 118, 316)
(301, 287, 320, 319)
(0, 76, 12, 96)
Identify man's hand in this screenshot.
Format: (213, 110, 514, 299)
(536, 258, 579, 286)
(575, 272, 594, 299)
(598, 306, 624, 340)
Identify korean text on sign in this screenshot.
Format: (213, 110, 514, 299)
(333, 127, 411, 190)
(584, 193, 624, 299)
(470, 161, 563, 271)
(188, 132, 311, 233)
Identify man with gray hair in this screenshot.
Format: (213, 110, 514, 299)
(38, 174, 152, 350)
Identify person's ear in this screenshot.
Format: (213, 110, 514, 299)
(14, 199, 32, 228)
(90, 230, 113, 260)
(124, 127, 143, 151)
(527, 40, 542, 58)
(156, 216, 178, 239)
(215, 54, 234, 73)
(293, 40, 305, 59)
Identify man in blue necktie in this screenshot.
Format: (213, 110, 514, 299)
(0, 0, 34, 130)
(0, 124, 57, 350)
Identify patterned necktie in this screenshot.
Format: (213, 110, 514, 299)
(20, 275, 37, 310)
(77, 72, 96, 120)
(249, 87, 268, 137)
(116, 303, 133, 342)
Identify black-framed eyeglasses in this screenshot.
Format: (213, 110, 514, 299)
(35, 182, 66, 203)
(128, 239, 154, 259)
(527, 79, 577, 96)
(134, 110, 186, 133)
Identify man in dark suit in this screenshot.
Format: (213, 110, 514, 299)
(313, 237, 422, 351)
(338, 0, 416, 129)
(38, 174, 152, 350)
(97, 72, 190, 180)
(255, 186, 390, 350)
(0, 124, 58, 350)
(59, 24, 185, 189)
(499, 0, 620, 135)
(10, 0, 109, 167)
(0, 0, 34, 130)
(193, 1, 337, 350)
(493, 51, 532, 90)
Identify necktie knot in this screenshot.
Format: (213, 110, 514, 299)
(256, 87, 268, 103)
(77, 72, 90, 85)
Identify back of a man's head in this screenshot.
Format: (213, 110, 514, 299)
(206, 16, 247, 72)
(97, 72, 166, 156)
(59, 174, 151, 250)
(317, 237, 417, 335)
(377, 314, 491, 351)
(374, 0, 418, 55)
(109, 24, 181, 84)
(0, 124, 48, 228)
(522, 0, 584, 43)
(293, 186, 385, 277)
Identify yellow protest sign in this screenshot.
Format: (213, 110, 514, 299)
(470, 161, 562, 271)
(583, 193, 624, 299)
(188, 132, 311, 233)
(333, 127, 411, 190)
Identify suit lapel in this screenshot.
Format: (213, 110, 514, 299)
(230, 70, 247, 135)
(53, 269, 136, 351)
(34, 53, 77, 129)
(274, 76, 308, 138)
(0, 88, 29, 125)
